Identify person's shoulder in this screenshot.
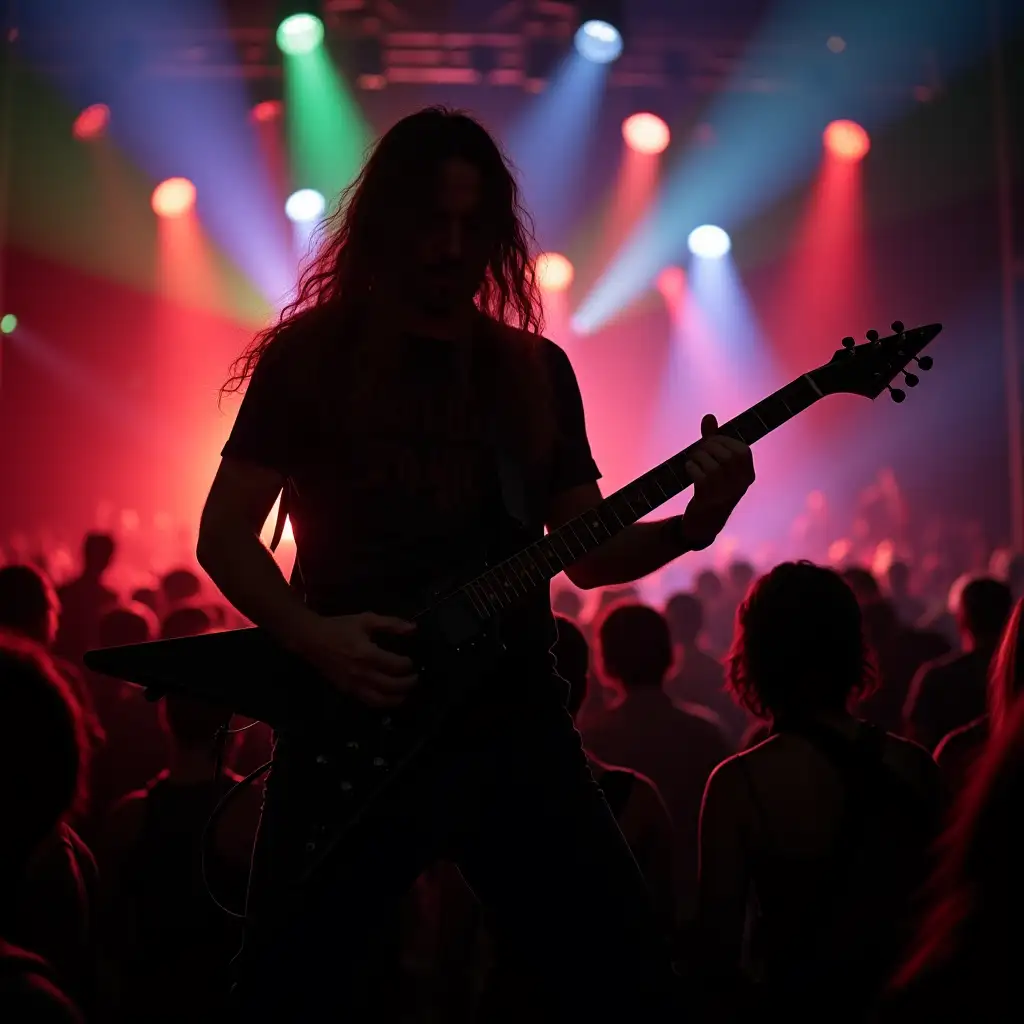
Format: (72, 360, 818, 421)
(916, 648, 965, 681)
(934, 715, 988, 764)
(251, 306, 331, 376)
(671, 700, 732, 745)
(880, 730, 943, 798)
(0, 940, 83, 1023)
(102, 784, 155, 849)
(487, 320, 569, 367)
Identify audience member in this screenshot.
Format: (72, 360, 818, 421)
(726, 560, 755, 600)
(858, 597, 950, 734)
(0, 564, 104, 759)
(585, 603, 730, 922)
(904, 577, 1013, 751)
(882, 697, 1024, 1022)
(841, 566, 882, 606)
(55, 533, 118, 663)
(0, 635, 91, 1023)
(934, 598, 1024, 795)
(697, 562, 944, 1022)
(129, 587, 160, 616)
(921, 572, 972, 650)
(159, 568, 203, 612)
(97, 684, 256, 1022)
(664, 592, 747, 746)
(87, 605, 166, 828)
(694, 570, 733, 655)
(990, 548, 1024, 602)
(886, 560, 926, 627)
(557, 617, 674, 921)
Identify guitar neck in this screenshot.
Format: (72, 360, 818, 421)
(460, 371, 825, 618)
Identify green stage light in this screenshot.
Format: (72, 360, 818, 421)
(277, 12, 324, 56)
(0, 314, 17, 334)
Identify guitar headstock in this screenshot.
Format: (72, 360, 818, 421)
(811, 321, 942, 401)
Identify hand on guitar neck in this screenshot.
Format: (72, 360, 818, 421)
(678, 413, 756, 551)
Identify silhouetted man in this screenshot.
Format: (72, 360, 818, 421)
(197, 109, 754, 1020)
(585, 603, 730, 923)
(904, 577, 1013, 751)
(55, 533, 118, 663)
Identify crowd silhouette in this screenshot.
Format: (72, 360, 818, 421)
(1, 521, 1022, 1021)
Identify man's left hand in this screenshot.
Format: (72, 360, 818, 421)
(679, 414, 755, 550)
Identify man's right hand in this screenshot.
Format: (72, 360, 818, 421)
(294, 612, 418, 708)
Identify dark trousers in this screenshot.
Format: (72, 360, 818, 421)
(232, 678, 678, 1021)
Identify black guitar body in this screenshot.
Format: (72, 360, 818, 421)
(86, 572, 506, 847)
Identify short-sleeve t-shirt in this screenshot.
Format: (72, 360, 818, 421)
(221, 316, 599, 669)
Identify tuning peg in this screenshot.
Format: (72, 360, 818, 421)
(887, 385, 906, 403)
(891, 320, 905, 334)
(913, 355, 933, 371)
(841, 336, 855, 349)
(866, 329, 879, 343)
(902, 371, 919, 387)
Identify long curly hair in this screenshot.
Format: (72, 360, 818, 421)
(727, 561, 878, 720)
(223, 107, 546, 410)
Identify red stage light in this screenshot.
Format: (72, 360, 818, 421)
(72, 103, 110, 141)
(536, 252, 574, 292)
(622, 113, 670, 155)
(824, 119, 870, 162)
(251, 99, 283, 124)
(656, 266, 686, 304)
(152, 177, 197, 218)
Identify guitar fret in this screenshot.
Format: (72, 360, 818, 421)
(463, 581, 490, 619)
(576, 515, 599, 545)
(480, 575, 503, 611)
(513, 552, 534, 585)
(539, 539, 563, 574)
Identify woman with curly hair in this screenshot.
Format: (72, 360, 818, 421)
(696, 561, 944, 1021)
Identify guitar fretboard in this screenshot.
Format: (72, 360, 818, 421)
(458, 372, 824, 620)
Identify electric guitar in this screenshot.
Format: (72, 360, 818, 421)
(85, 320, 941, 874)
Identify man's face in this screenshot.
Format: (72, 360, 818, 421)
(408, 157, 492, 314)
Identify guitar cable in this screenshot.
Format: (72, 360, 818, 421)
(200, 722, 271, 920)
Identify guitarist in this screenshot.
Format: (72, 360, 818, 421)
(198, 107, 754, 1021)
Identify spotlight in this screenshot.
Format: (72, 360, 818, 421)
(687, 225, 731, 260)
(622, 113, 669, 155)
(575, 1, 624, 64)
(285, 188, 326, 223)
(824, 119, 870, 162)
(152, 177, 197, 218)
(536, 252, 574, 292)
(72, 103, 110, 141)
(251, 99, 283, 124)
(656, 267, 686, 304)
(0, 313, 17, 335)
(277, 7, 324, 56)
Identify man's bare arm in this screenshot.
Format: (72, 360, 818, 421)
(196, 458, 319, 649)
